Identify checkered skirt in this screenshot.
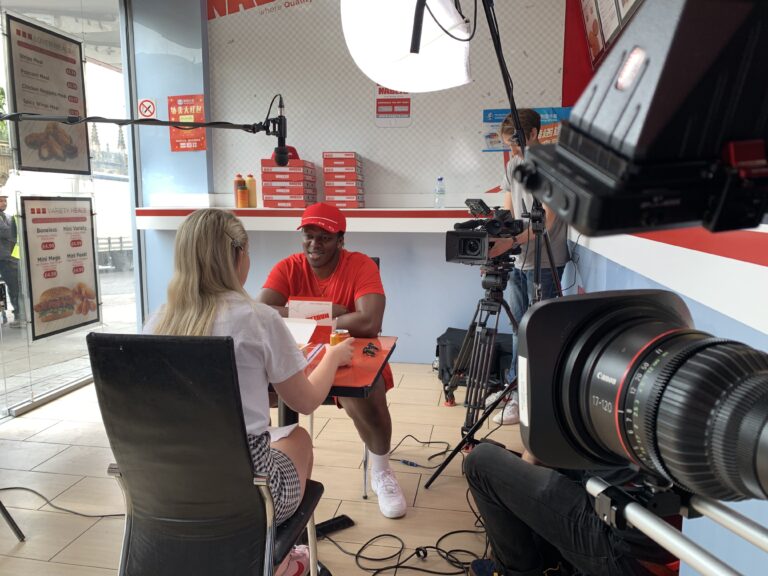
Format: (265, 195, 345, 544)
(248, 431, 302, 524)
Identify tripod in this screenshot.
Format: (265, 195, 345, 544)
(426, 204, 566, 489)
(425, 257, 518, 489)
(517, 194, 563, 304)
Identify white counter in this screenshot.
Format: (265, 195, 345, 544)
(135, 208, 474, 233)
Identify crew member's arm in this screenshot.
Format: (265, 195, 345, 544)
(258, 288, 349, 318)
(334, 292, 384, 338)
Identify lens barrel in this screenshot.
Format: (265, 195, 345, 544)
(559, 304, 768, 501)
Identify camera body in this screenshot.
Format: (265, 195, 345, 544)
(446, 199, 525, 265)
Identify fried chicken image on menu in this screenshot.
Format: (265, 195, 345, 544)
(23, 122, 79, 161)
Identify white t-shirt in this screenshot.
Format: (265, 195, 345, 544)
(145, 291, 307, 437)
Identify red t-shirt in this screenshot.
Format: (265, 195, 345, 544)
(263, 250, 384, 311)
(263, 249, 394, 392)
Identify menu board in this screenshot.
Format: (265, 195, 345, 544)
(21, 197, 100, 340)
(6, 15, 91, 174)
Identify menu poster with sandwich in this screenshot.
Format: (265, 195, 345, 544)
(6, 15, 91, 174)
(21, 197, 100, 340)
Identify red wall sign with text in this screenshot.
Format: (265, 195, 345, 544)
(168, 94, 207, 152)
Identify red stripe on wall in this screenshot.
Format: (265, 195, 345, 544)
(562, 0, 594, 107)
(634, 227, 768, 267)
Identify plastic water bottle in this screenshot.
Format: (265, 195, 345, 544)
(434, 176, 446, 208)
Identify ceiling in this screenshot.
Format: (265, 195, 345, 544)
(1, 0, 122, 70)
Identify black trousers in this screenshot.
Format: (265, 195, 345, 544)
(0, 258, 20, 316)
(465, 443, 669, 576)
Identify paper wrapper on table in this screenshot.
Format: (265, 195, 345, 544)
(288, 297, 334, 326)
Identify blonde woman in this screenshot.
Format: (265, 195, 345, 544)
(146, 209, 354, 576)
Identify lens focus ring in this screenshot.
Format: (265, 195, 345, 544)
(657, 343, 768, 500)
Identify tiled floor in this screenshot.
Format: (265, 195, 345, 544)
(0, 363, 524, 575)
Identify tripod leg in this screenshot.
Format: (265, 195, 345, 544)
(425, 381, 516, 489)
(541, 230, 563, 297)
(442, 301, 483, 405)
(0, 499, 25, 542)
(463, 324, 497, 434)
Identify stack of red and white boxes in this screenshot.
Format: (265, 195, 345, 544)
(261, 158, 317, 208)
(323, 152, 364, 208)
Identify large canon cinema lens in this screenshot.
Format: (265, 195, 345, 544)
(558, 304, 768, 501)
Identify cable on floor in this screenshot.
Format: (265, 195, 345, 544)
(0, 486, 125, 518)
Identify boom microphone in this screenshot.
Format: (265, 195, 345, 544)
(274, 95, 289, 167)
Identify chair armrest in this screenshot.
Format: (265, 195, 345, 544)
(107, 463, 121, 478)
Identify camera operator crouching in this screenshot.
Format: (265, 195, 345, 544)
(466, 444, 676, 576)
(486, 109, 570, 425)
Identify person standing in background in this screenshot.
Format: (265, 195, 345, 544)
(0, 194, 22, 328)
(486, 110, 570, 425)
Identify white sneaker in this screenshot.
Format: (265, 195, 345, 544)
(492, 390, 519, 425)
(371, 469, 407, 518)
(484, 388, 510, 408)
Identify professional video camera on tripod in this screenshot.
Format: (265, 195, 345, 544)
(427, 196, 561, 488)
(443, 197, 524, 415)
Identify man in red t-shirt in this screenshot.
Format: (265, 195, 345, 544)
(259, 203, 407, 519)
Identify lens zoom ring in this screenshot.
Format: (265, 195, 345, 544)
(657, 343, 756, 500)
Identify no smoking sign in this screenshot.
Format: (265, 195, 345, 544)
(138, 98, 156, 119)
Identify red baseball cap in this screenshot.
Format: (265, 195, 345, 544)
(298, 203, 346, 233)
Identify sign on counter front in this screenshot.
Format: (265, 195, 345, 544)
(5, 15, 91, 174)
(21, 197, 100, 340)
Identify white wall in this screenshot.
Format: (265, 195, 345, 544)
(207, 0, 565, 207)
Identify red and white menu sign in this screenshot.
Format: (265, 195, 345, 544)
(21, 197, 100, 340)
(6, 15, 90, 174)
(168, 94, 207, 152)
(374, 85, 412, 128)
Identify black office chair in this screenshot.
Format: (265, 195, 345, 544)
(87, 332, 327, 576)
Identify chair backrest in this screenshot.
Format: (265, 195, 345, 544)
(87, 332, 268, 576)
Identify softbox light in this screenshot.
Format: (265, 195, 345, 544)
(340, 0, 471, 93)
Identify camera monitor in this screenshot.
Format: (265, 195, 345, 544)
(519, 0, 768, 236)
